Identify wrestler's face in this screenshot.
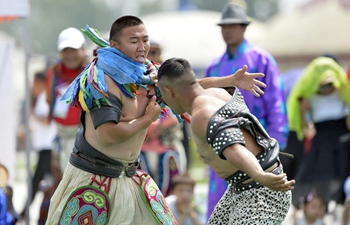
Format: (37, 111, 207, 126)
(60, 47, 86, 69)
(111, 24, 150, 64)
(173, 184, 194, 204)
(220, 24, 246, 46)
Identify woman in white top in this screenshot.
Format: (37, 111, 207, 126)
(288, 57, 350, 207)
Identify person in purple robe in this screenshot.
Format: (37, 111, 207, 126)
(205, 3, 289, 220)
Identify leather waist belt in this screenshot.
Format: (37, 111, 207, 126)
(69, 128, 139, 178)
(70, 149, 140, 178)
(225, 160, 282, 194)
(225, 144, 283, 194)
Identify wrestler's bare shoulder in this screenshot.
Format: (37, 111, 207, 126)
(191, 88, 231, 139)
(104, 74, 123, 99)
(192, 88, 231, 117)
(196, 88, 232, 108)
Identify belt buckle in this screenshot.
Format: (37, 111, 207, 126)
(125, 158, 140, 178)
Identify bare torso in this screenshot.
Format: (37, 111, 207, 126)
(84, 79, 155, 161)
(191, 88, 263, 179)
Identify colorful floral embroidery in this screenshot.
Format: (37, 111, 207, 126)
(138, 172, 178, 225)
(59, 186, 110, 225)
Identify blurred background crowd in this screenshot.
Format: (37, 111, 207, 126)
(0, 0, 350, 224)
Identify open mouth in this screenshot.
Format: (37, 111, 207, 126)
(135, 55, 145, 63)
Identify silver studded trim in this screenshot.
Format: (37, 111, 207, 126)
(212, 129, 245, 158)
(207, 89, 247, 145)
(230, 165, 283, 194)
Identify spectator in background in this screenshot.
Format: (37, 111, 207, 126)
(205, 3, 288, 218)
(45, 27, 89, 174)
(282, 53, 341, 181)
(280, 67, 307, 181)
(0, 188, 13, 225)
(147, 36, 194, 170)
(288, 56, 350, 208)
(166, 174, 206, 225)
(294, 192, 326, 225)
(140, 36, 188, 196)
(140, 112, 185, 196)
(0, 164, 16, 225)
(20, 71, 58, 217)
(147, 35, 163, 63)
(37, 28, 88, 223)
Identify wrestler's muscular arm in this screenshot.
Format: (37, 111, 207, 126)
(191, 108, 295, 192)
(197, 65, 266, 97)
(95, 75, 161, 145)
(222, 144, 295, 192)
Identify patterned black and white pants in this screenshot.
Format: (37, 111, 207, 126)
(208, 185, 292, 225)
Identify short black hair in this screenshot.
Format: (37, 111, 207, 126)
(157, 57, 192, 82)
(109, 15, 144, 42)
(34, 71, 46, 82)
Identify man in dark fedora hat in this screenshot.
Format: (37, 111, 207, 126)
(205, 3, 290, 224)
(217, 3, 251, 26)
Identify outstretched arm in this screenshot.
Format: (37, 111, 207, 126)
(198, 65, 266, 97)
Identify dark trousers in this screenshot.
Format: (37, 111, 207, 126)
(31, 150, 52, 202)
(280, 131, 305, 180)
(22, 149, 52, 216)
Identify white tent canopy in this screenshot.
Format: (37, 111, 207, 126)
(141, 10, 265, 69)
(260, 1, 350, 57)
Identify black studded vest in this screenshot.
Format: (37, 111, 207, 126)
(206, 87, 282, 193)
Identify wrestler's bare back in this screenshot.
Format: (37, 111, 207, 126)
(191, 88, 263, 179)
(84, 75, 156, 161)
